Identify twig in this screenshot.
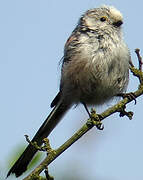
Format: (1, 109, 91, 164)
(135, 48, 143, 71)
(23, 49, 143, 180)
(25, 135, 45, 151)
(44, 167, 54, 180)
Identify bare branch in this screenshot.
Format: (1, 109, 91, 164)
(23, 49, 143, 180)
(135, 48, 143, 71)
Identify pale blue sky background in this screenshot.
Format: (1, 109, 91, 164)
(1, 0, 143, 179)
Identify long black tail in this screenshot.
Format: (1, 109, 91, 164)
(7, 100, 71, 177)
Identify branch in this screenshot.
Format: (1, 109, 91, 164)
(23, 49, 143, 180)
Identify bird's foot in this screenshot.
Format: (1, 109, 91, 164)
(117, 92, 137, 105)
(86, 108, 104, 130)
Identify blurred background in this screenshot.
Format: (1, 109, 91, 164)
(0, 0, 143, 179)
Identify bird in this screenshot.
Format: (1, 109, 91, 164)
(7, 5, 130, 178)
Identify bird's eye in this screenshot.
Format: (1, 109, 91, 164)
(100, 16, 107, 22)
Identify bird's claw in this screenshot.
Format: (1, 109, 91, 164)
(117, 92, 137, 105)
(96, 123, 104, 130)
(90, 109, 104, 130)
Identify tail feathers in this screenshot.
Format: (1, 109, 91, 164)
(50, 92, 61, 108)
(7, 100, 71, 178)
(7, 145, 37, 177)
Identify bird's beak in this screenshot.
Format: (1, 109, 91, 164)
(113, 20, 123, 27)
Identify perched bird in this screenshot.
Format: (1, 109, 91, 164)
(7, 5, 130, 178)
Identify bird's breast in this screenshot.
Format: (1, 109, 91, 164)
(62, 33, 129, 105)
